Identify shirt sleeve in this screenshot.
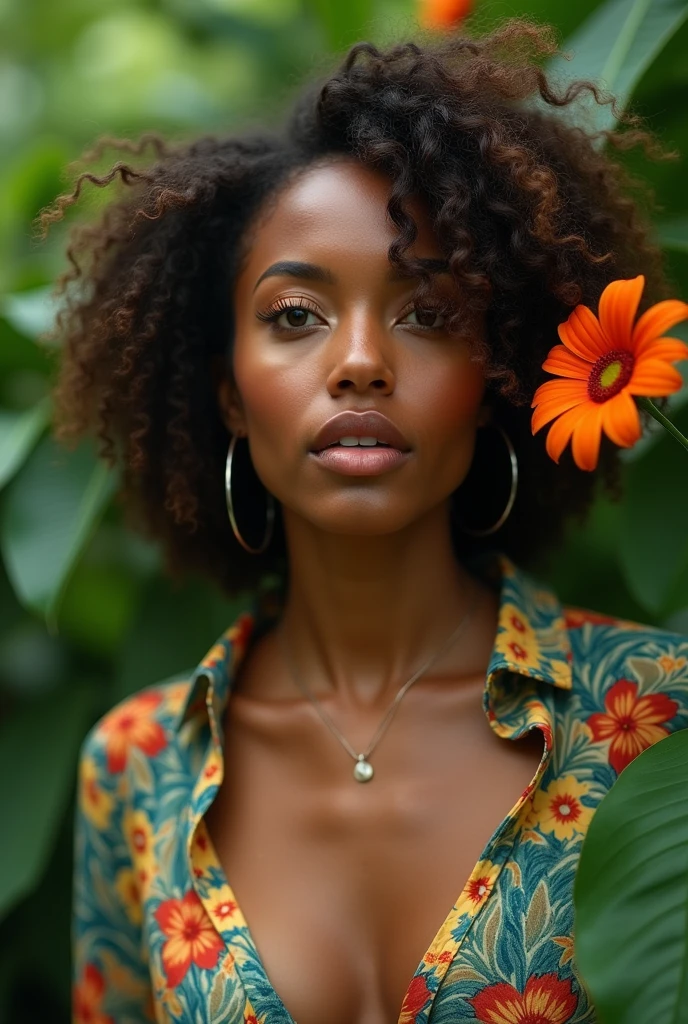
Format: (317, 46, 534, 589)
(72, 722, 156, 1024)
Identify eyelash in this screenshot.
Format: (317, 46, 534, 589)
(255, 295, 321, 327)
(255, 296, 450, 332)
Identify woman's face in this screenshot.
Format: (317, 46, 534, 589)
(220, 159, 489, 538)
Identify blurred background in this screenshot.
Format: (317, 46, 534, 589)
(1, 0, 688, 1019)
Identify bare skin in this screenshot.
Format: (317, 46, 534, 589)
(206, 159, 545, 1024)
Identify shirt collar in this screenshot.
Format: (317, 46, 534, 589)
(173, 550, 572, 735)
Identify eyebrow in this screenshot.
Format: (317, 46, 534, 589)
(253, 261, 335, 292)
(253, 258, 451, 293)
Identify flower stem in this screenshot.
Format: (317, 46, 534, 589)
(636, 397, 688, 454)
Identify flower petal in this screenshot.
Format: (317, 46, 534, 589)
(571, 403, 604, 471)
(635, 336, 688, 363)
(632, 299, 688, 353)
(532, 392, 588, 434)
(558, 306, 609, 362)
(601, 390, 642, 448)
(598, 275, 644, 351)
(541, 345, 592, 380)
(544, 403, 590, 463)
(627, 359, 684, 396)
(532, 378, 590, 405)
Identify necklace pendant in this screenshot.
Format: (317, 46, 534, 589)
(353, 755, 374, 783)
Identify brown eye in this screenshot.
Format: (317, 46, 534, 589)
(404, 307, 446, 329)
(284, 308, 309, 327)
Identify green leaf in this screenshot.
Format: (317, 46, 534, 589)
(618, 402, 688, 615)
(0, 434, 118, 629)
(549, 0, 688, 134)
(574, 729, 688, 1023)
(656, 217, 688, 255)
(2, 286, 61, 341)
(0, 398, 51, 491)
(0, 685, 94, 920)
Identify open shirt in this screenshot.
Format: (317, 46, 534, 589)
(72, 550, 688, 1023)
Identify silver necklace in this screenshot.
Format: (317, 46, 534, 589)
(278, 584, 481, 783)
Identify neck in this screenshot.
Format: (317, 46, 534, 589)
(271, 503, 498, 709)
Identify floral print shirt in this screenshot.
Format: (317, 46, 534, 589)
(73, 550, 688, 1024)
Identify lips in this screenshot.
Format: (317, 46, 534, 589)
(310, 410, 411, 453)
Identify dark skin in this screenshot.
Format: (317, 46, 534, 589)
(207, 160, 544, 1024)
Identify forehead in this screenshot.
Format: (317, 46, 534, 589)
(247, 159, 441, 261)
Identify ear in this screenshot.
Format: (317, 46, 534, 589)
(213, 356, 247, 436)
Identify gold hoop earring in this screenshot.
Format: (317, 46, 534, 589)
(225, 434, 275, 555)
(454, 422, 518, 537)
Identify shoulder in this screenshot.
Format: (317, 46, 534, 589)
(558, 604, 688, 774)
(79, 676, 194, 779)
(562, 603, 688, 669)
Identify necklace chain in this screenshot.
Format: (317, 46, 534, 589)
(278, 583, 481, 781)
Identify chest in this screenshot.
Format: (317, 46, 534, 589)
(204, 680, 545, 1024)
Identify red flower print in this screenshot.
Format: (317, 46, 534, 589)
(587, 678, 678, 774)
(212, 897, 238, 922)
(73, 963, 114, 1024)
(564, 606, 616, 629)
(465, 875, 493, 905)
(509, 642, 529, 660)
(154, 890, 225, 987)
(470, 972, 577, 1023)
(100, 692, 167, 773)
(509, 613, 527, 633)
(399, 974, 433, 1023)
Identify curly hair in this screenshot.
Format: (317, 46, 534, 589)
(38, 17, 676, 598)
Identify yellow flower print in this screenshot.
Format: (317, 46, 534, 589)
(527, 775, 595, 841)
(123, 807, 157, 900)
(456, 859, 501, 916)
(495, 602, 542, 671)
(163, 681, 192, 715)
(190, 818, 219, 877)
(552, 935, 575, 967)
(209, 888, 241, 930)
(658, 654, 687, 674)
(115, 867, 143, 926)
(79, 756, 114, 831)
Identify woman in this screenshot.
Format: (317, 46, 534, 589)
(48, 18, 688, 1024)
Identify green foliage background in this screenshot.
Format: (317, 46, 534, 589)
(1, 0, 687, 1019)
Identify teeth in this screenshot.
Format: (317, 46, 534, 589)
(338, 436, 379, 446)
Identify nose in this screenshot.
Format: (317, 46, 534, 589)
(325, 313, 395, 396)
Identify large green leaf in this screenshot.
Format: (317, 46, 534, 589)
(0, 685, 94, 920)
(549, 0, 688, 134)
(0, 398, 51, 491)
(574, 729, 688, 1023)
(618, 402, 688, 616)
(0, 434, 118, 630)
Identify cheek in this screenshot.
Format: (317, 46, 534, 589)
(419, 355, 486, 441)
(231, 339, 312, 456)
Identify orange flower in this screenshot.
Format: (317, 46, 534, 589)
(531, 275, 688, 470)
(154, 890, 225, 987)
(419, 0, 472, 30)
(100, 691, 167, 773)
(587, 678, 678, 774)
(470, 972, 577, 1023)
(73, 963, 114, 1024)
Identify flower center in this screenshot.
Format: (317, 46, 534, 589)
(588, 349, 634, 403)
